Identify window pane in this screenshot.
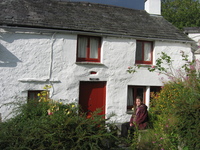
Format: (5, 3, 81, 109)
(136, 88, 144, 99)
(78, 37, 88, 58)
(127, 87, 134, 106)
(127, 86, 145, 111)
(28, 91, 42, 101)
(90, 37, 99, 59)
(136, 41, 142, 61)
(144, 42, 151, 61)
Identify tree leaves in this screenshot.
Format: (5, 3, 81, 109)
(162, 0, 200, 29)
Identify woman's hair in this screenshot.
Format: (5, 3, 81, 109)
(136, 96, 143, 102)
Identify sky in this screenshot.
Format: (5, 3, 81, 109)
(68, 0, 145, 10)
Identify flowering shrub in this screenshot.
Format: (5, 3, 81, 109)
(145, 79, 200, 149)
(148, 51, 198, 81)
(0, 86, 119, 150)
(127, 64, 141, 73)
(38, 85, 52, 102)
(136, 52, 200, 150)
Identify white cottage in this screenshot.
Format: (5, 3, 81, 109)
(184, 27, 200, 60)
(0, 0, 194, 122)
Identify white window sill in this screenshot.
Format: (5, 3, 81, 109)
(76, 62, 104, 65)
(136, 64, 152, 68)
(126, 110, 134, 114)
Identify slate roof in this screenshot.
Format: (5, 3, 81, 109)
(0, 0, 193, 42)
(184, 27, 200, 34)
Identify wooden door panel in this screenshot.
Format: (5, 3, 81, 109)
(79, 82, 106, 116)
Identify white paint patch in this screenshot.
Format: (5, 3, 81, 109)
(0, 28, 193, 123)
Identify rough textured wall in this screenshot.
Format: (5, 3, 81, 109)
(0, 28, 192, 122)
(187, 33, 200, 60)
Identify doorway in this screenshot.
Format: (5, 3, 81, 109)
(79, 81, 106, 117)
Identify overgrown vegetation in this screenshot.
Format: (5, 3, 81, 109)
(0, 87, 120, 150)
(136, 52, 200, 149)
(1, 51, 200, 149)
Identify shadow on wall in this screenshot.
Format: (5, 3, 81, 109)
(0, 44, 22, 67)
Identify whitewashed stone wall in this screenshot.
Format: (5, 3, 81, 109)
(187, 32, 200, 60)
(0, 27, 193, 122)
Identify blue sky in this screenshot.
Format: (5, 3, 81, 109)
(69, 0, 145, 10)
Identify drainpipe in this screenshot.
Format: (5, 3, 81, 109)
(49, 33, 56, 98)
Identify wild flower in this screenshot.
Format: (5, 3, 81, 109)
(43, 84, 52, 89)
(67, 111, 71, 115)
(47, 109, 53, 115)
(152, 141, 156, 144)
(190, 65, 195, 70)
(127, 64, 140, 74)
(37, 85, 77, 116)
(137, 52, 200, 150)
(128, 66, 132, 69)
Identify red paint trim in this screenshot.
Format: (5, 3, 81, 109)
(76, 35, 101, 62)
(79, 81, 106, 117)
(135, 40, 153, 65)
(127, 86, 146, 110)
(90, 71, 97, 74)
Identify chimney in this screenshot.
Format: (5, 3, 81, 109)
(145, 0, 161, 15)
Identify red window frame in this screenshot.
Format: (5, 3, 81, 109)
(127, 86, 146, 110)
(127, 86, 161, 111)
(76, 35, 101, 62)
(136, 40, 153, 65)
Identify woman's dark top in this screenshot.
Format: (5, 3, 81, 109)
(130, 104, 148, 130)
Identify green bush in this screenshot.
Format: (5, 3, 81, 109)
(138, 80, 200, 150)
(0, 100, 119, 150)
(136, 53, 200, 149)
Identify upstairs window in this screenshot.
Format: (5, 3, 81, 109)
(136, 40, 153, 64)
(77, 35, 101, 62)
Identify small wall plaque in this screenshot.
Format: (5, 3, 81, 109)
(89, 78, 99, 81)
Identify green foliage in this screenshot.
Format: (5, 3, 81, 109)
(127, 65, 141, 74)
(148, 52, 173, 74)
(129, 127, 140, 149)
(138, 53, 200, 149)
(148, 80, 200, 150)
(127, 52, 200, 149)
(148, 51, 196, 81)
(161, 0, 200, 29)
(0, 100, 119, 150)
(126, 51, 200, 149)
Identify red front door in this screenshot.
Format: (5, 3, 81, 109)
(79, 81, 106, 116)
